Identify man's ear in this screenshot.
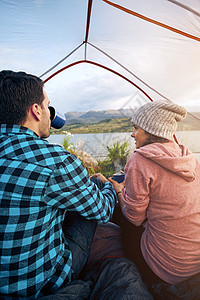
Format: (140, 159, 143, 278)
(30, 103, 41, 121)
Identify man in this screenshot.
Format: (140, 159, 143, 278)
(0, 70, 116, 298)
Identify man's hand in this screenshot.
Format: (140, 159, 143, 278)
(90, 173, 109, 184)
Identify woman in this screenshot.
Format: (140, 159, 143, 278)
(93, 100, 200, 286)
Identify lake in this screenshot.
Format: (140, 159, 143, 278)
(47, 131, 200, 161)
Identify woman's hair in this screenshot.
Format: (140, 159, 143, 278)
(0, 70, 44, 125)
(143, 133, 170, 146)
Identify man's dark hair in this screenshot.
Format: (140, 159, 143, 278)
(0, 70, 44, 125)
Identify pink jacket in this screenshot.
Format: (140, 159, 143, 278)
(121, 141, 200, 284)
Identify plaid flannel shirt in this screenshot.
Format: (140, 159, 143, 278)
(0, 125, 116, 299)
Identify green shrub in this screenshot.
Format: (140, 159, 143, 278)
(97, 159, 115, 178)
(62, 133, 74, 151)
(107, 140, 130, 167)
(62, 134, 131, 179)
(98, 140, 131, 178)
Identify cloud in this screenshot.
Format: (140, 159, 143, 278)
(44, 63, 139, 112)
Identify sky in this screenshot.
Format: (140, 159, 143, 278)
(0, 0, 200, 114)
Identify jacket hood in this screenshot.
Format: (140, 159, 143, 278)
(135, 141, 196, 182)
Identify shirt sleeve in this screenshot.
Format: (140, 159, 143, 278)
(121, 154, 150, 226)
(43, 153, 117, 223)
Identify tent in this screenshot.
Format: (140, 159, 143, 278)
(1, 0, 200, 152)
(1, 2, 200, 298)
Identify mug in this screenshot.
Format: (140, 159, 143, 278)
(49, 106, 66, 129)
(112, 172, 125, 183)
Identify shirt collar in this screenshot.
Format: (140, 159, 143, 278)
(0, 124, 39, 137)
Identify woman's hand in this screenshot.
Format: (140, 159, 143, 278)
(108, 177, 125, 194)
(90, 173, 109, 184)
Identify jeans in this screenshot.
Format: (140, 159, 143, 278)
(63, 211, 97, 279)
(62, 178, 104, 279)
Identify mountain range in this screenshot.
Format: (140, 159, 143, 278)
(64, 109, 200, 130)
(65, 109, 136, 125)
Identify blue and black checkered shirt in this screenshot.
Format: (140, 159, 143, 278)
(0, 125, 116, 299)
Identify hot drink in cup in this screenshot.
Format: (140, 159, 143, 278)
(112, 172, 125, 183)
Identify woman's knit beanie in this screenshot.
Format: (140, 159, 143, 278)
(131, 100, 187, 140)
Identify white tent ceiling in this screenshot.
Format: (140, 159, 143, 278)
(0, 0, 200, 119)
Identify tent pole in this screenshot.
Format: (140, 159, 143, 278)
(84, 0, 93, 43)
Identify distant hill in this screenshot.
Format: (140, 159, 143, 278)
(48, 109, 200, 135)
(65, 109, 135, 125)
(64, 109, 200, 131)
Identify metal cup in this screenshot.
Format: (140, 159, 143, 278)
(49, 106, 66, 129)
(112, 172, 125, 183)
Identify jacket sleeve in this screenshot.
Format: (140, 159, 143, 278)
(121, 153, 150, 226)
(43, 153, 116, 223)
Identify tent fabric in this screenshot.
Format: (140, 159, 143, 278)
(103, 0, 200, 42)
(1, 0, 200, 115)
(1, 1, 200, 298)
